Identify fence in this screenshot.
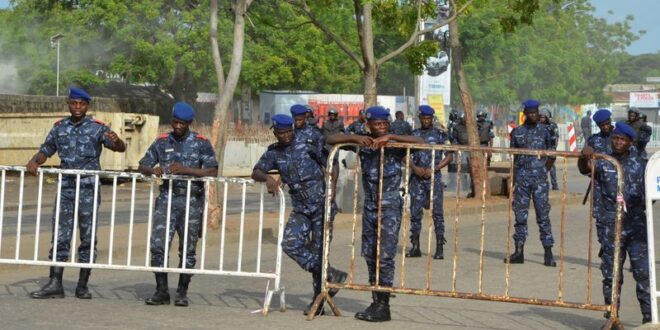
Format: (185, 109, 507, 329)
(309, 143, 626, 329)
(0, 166, 286, 314)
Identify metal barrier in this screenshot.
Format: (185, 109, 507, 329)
(309, 143, 626, 329)
(645, 152, 660, 323)
(0, 165, 286, 314)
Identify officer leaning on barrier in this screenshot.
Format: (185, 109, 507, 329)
(505, 99, 557, 267)
(539, 108, 560, 191)
(327, 106, 423, 322)
(251, 114, 347, 316)
(347, 109, 367, 135)
(138, 102, 218, 307)
(476, 110, 494, 166)
(26, 87, 126, 299)
(406, 105, 452, 260)
(577, 123, 651, 324)
(585, 109, 615, 246)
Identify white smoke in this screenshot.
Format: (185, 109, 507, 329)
(0, 60, 24, 94)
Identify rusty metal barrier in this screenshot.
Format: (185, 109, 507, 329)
(308, 143, 626, 329)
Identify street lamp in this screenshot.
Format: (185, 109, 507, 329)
(50, 33, 64, 96)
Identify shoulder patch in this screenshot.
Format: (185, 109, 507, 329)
(53, 118, 64, 126)
(93, 119, 106, 126)
(158, 133, 169, 139)
(194, 132, 209, 141)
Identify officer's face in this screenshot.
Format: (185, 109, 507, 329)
(539, 115, 548, 124)
(524, 109, 539, 124)
(598, 119, 613, 134)
(611, 134, 632, 155)
(171, 118, 191, 137)
(628, 111, 637, 122)
(293, 116, 306, 129)
(396, 113, 404, 121)
(477, 115, 485, 122)
(368, 119, 389, 137)
(273, 128, 294, 145)
(67, 99, 89, 121)
(329, 113, 338, 120)
(419, 115, 433, 129)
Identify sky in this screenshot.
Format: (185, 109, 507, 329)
(0, 0, 656, 54)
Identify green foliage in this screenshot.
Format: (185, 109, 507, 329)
(616, 52, 660, 83)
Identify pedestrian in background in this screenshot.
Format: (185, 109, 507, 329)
(390, 110, 412, 136)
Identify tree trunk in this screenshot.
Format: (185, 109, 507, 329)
(363, 64, 378, 107)
(448, 19, 488, 199)
(207, 0, 252, 228)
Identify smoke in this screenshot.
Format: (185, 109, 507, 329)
(0, 60, 25, 94)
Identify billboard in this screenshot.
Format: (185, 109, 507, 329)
(630, 92, 660, 108)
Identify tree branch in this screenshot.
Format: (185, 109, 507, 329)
(288, 0, 365, 69)
(210, 0, 225, 92)
(377, 0, 474, 66)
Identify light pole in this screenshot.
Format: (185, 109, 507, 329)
(50, 33, 64, 96)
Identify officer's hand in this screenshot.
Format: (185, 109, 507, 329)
(371, 135, 390, 149)
(152, 167, 164, 177)
(105, 131, 120, 143)
(580, 146, 594, 159)
(354, 135, 373, 147)
(169, 163, 186, 175)
(265, 176, 281, 196)
(26, 160, 40, 176)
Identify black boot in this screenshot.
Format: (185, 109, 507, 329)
(75, 268, 92, 299)
(643, 313, 652, 324)
(355, 291, 378, 321)
(145, 273, 170, 305)
(30, 266, 65, 299)
(174, 274, 191, 307)
(544, 246, 557, 267)
(355, 292, 391, 322)
(327, 266, 348, 297)
(405, 235, 421, 258)
(504, 241, 524, 264)
(433, 238, 446, 260)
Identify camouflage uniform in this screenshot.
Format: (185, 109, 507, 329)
(409, 127, 449, 242)
(510, 123, 556, 247)
(390, 119, 412, 136)
(593, 150, 650, 317)
(39, 117, 115, 262)
(358, 145, 405, 286)
(587, 131, 613, 244)
(139, 131, 218, 269)
(253, 137, 329, 294)
(347, 120, 367, 135)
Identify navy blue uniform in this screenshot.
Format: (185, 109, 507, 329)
(347, 120, 367, 135)
(40, 117, 115, 262)
(390, 120, 412, 136)
(587, 130, 613, 244)
(510, 123, 556, 247)
(140, 131, 218, 269)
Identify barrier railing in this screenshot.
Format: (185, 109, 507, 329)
(645, 152, 660, 324)
(309, 143, 625, 329)
(0, 166, 286, 314)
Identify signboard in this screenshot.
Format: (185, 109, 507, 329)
(427, 94, 446, 124)
(630, 92, 660, 108)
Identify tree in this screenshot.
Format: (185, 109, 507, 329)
(616, 52, 660, 83)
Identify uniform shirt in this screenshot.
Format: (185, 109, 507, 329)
(346, 120, 367, 135)
(411, 127, 449, 173)
(593, 150, 646, 233)
(390, 119, 412, 136)
(477, 120, 495, 144)
(358, 142, 405, 206)
(587, 131, 613, 154)
(638, 123, 652, 152)
(451, 123, 469, 145)
(322, 119, 345, 140)
(510, 122, 556, 171)
(40, 117, 115, 188)
(295, 124, 326, 162)
(139, 131, 218, 193)
(253, 140, 327, 206)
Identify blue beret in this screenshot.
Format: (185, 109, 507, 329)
(290, 104, 308, 117)
(522, 99, 540, 109)
(418, 105, 435, 116)
(592, 109, 611, 124)
(613, 122, 636, 140)
(365, 106, 390, 121)
(69, 87, 91, 102)
(172, 102, 195, 122)
(271, 114, 293, 130)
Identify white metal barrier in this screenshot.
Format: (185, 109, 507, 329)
(0, 165, 286, 314)
(646, 152, 660, 323)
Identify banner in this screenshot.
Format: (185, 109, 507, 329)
(427, 94, 446, 125)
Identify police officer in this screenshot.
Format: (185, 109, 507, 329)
(322, 108, 345, 140)
(327, 106, 423, 322)
(577, 123, 650, 324)
(390, 110, 413, 136)
(626, 108, 652, 158)
(305, 105, 319, 128)
(637, 113, 652, 159)
(27, 87, 126, 299)
(138, 102, 218, 307)
(581, 110, 593, 143)
(406, 105, 452, 260)
(505, 99, 557, 267)
(476, 110, 494, 166)
(539, 108, 560, 190)
(450, 112, 474, 197)
(252, 114, 347, 316)
(585, 109, 614, 246)
(291, 104, 324, 147)
(347, 109, 367, 135)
